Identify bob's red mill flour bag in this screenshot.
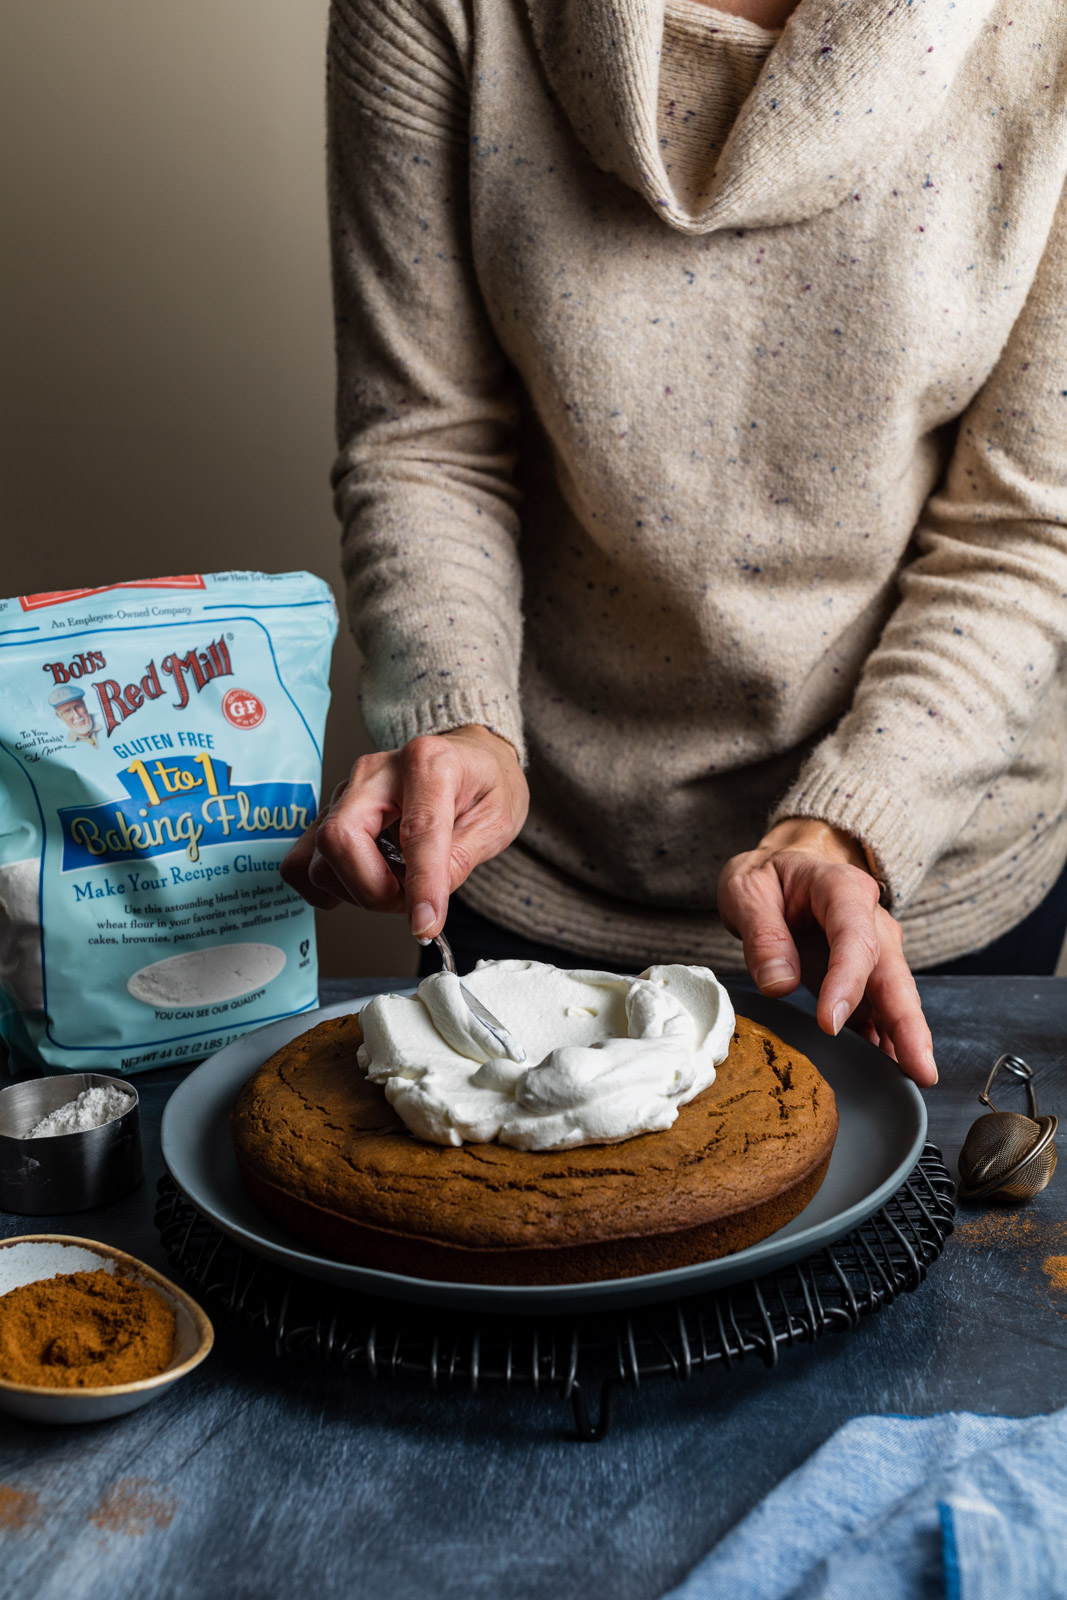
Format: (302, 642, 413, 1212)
(0, 572, 337, 1073)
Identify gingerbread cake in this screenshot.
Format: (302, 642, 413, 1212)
(230, 1010, 838, 1285)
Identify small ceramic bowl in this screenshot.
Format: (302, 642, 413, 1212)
(0, 1235, 213, 1424)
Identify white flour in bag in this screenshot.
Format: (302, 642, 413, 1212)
(127, 944, 287, 1008)
(0, 571, 336, 1074)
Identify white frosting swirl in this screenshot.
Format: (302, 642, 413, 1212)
(356, 959, 734, 1151)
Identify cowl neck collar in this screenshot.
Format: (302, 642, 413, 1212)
(526, 0, 997, 232)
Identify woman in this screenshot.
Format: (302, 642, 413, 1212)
(283, 0, 1067, 1088)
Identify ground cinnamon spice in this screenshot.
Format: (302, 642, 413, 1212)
(0, 1486, 39, 1530)
(89, 1478, 178, 1536)
(1042, 1254, 1067, 1294)
(0, 1269, 175, 1389)
(954, 1212, 1067, 1253)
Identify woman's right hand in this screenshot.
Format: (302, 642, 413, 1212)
(279, 725, 529, 941)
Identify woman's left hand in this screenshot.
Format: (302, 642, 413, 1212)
(716, 818, 937, 1087)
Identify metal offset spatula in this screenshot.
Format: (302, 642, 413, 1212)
(375, 826, 526, 1063)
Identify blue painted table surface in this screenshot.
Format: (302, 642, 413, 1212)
(2, 976, 1066, 1600)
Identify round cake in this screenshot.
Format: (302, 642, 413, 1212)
(230, 1010, 838, 1285)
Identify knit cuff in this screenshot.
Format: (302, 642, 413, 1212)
(368, 687, 527, 767)
(769, 756, 931, 912)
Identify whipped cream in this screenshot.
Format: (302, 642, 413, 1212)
(357, 959, 735, 1151)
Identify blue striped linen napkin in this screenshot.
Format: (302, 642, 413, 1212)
(661, 1407, 1067, 1600)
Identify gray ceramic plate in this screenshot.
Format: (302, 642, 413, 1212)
(161, 988, 927, 1314)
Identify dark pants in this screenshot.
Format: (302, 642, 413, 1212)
(419, 859, 1067, 981)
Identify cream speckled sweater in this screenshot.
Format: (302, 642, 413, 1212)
(328, 0, 1067, 971)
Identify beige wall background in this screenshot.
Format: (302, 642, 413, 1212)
(0, 0, 415, 981)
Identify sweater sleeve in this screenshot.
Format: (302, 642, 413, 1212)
(326, 0, 526, 759)
(771, 185, 1067, 911)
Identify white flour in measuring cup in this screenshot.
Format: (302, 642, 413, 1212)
(0, 571, 336, 1073)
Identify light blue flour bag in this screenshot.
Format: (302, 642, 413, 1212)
(0, 571, 337, 1073)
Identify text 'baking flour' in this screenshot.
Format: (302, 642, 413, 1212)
(0, 572, 337, 1073)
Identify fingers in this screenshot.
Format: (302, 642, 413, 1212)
(397, 739, 461, 940)
(814, 880, 936, 1084)
(279, 745, 455, 931)
(720, 843, 937, 1088)
(861, 917, 937, 1086)
(279, 813, 342, 910)
(807, 869, 935, 1084)
(310, 762, 406, 914)
(395, 730, 529, 938)
(450, 802, 524, 894)
(280, 782, 380, 911)
(717, 856, 802, 996)
(809, 866, 882, 1038)
(282, 731, 529, 938)
(279, 764, 405, 915)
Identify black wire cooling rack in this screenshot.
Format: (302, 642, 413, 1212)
(155, 1142, 954, 1440)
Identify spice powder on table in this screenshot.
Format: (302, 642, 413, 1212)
(0, 1268, 175, 1388)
